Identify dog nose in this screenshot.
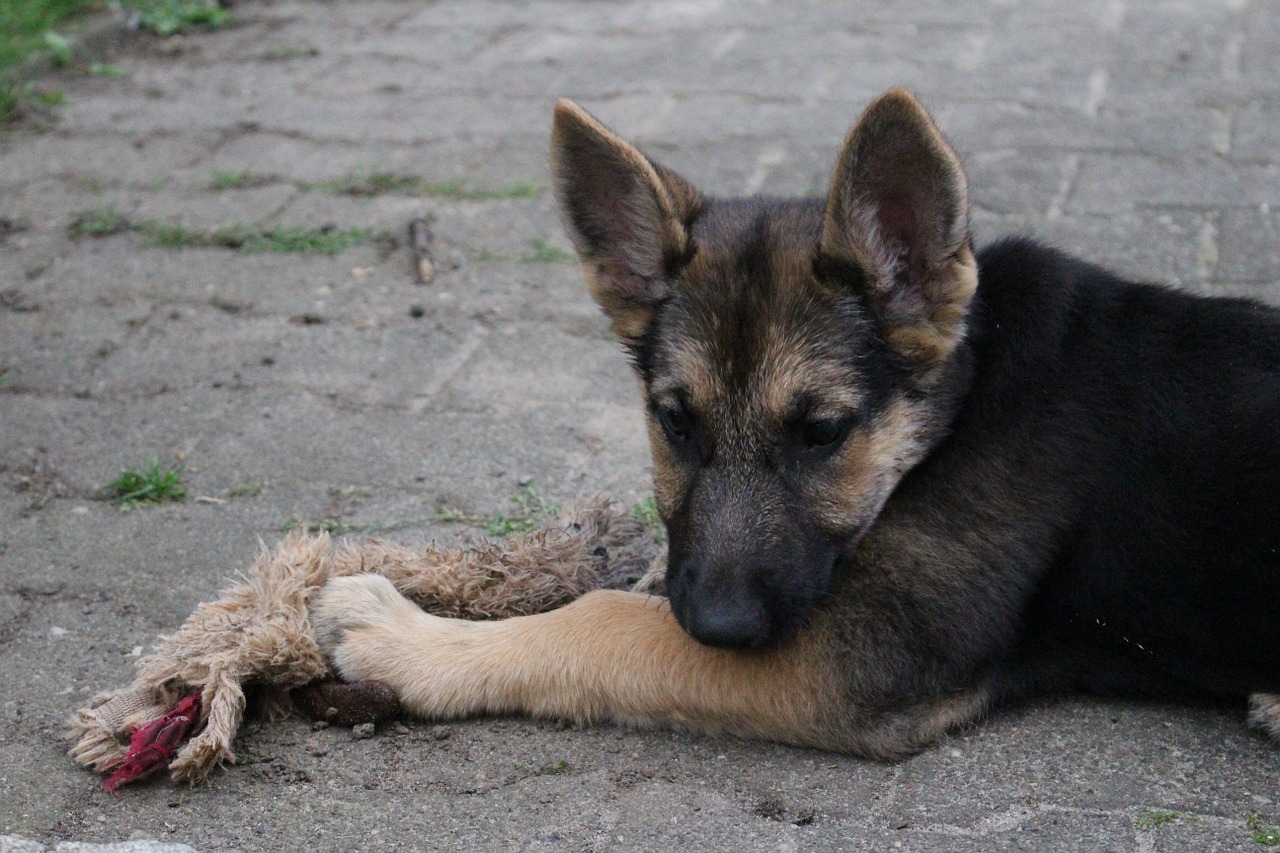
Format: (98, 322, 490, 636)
(685, 598, 768, 649)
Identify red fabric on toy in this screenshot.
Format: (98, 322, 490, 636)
(104, 692, 202, 793)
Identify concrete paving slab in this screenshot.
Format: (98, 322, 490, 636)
(1219, 207, 1280, 283)
(2, 0, 1278, 851)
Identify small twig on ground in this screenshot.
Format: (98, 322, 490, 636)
(409, 210, 434, 283)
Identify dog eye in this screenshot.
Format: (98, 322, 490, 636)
(657, 406, 690, 441)
(801, 418, 847, 449)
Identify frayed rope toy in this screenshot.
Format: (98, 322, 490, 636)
(68, 497, 665, 792)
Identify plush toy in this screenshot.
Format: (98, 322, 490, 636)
(68, 497, 664, 790)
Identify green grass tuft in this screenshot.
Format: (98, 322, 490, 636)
(261, 44, 314, 61)
(432, 483, 560, 537)
(106, 461, 186, 508)
(126, 0, 228, 37)
(211, 169, 250, 189)
(516, 758, 570, 778)
(0, 1, 98, 123)
(135, 221, 197, 246)
(289, 517, 350, 535)
(246, 225, 386, 254)
(522, 238, 574, 263)
(87, 62, 124, 77)
(0, 83, 22, 123)
(69, 205, 129, 237)
(127, 220, 388, 254)
(483, 482, 560, 536)
(421, 180, 541, 201)
(0, 0, 227, 124)
(512, 482, 558, 518)
(42, 31, 72, 67)
(429, 505, 465, 524)
(483, 514, 535, 536)
(1136, 809, 1179, 831)
(282, 516, 386, 536)
(0, 0, 98, 73)
(631, 495, 667, 541)
(321, 170, 424, 197)
(310, 173, 542, 200)
(1250, 814, 1280, 846)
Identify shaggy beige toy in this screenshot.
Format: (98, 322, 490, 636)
(68, 497, 664, 790)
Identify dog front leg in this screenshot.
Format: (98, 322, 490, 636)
(310, 574, 845, 748)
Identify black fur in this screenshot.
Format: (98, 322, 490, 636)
(891, 237, 1280, 704)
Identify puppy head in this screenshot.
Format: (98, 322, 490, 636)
(552, 89, 977, 648)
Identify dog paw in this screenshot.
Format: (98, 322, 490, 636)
(310, 574, 423, 683)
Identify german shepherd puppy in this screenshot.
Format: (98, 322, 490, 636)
(313, 88, 1280, 758)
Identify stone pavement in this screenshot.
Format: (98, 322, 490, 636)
(1, 0, 1278, 850)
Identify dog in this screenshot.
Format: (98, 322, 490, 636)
(312, 88, 1280, 758)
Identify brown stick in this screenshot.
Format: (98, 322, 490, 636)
(409, 211, 434, 283)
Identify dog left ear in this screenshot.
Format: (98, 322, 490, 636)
(551, 99, 703, 345)
(821, 88, 977, 366)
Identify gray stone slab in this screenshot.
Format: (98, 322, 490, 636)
(99, 184, 298, 230)
(270, 191, 422, 232)
(1206, 281, 1280, 307)
(10, 242, 398, 313)
(55, 843, 197, 852)
(1218, 207, 1280, 283)
(2, 0, 1280, 850)
(1069, 154, 1280, 215)
(206, 132, 500, 185)
(895, 699, 1274, 823)
(1028, 210, 1216, 289)
(1233, 102, 1280, 163)
(966, 149, 1075, 217)
(940, 103, 1230, 160)
(0, 133, 209, 191)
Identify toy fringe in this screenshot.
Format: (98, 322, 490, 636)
(68, 496, 665, 787)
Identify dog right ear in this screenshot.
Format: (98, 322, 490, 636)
(821, 88, 976, 367)
(551, 99, 702, 344)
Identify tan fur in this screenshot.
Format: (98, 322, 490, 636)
(312, 575, 988, 756)
(647, 412, 691, 522)
(758, 348, 861, 426)
(882, 244, 980, 369)
(651, 330, 723, 419)
(811, 395, 934, 531)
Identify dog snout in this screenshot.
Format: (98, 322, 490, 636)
(669, 557, 771, 649)
(685, 592, 769, 649)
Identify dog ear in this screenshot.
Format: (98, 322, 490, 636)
(551, 99, 702, 343)
(821, 88, 977, 366)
